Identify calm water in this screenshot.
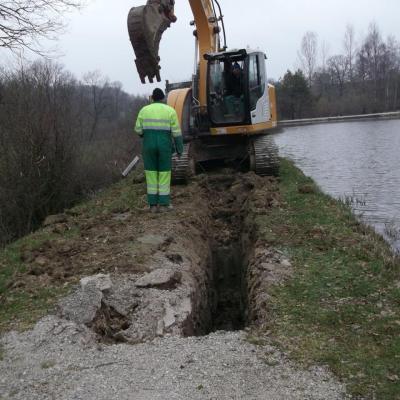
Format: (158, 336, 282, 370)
(273, 119, 400, 251)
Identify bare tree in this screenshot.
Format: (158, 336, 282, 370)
(298, 31, 318, 86)
(385, 35, 400, 110)
(320, 40, 331, 73)
(83, 71, 111, 142)
(327, 55, 349, 97)
(0, 0, 80, 53)
(343, 24, 356, 82)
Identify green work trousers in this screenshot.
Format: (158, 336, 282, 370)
(142, 130, 173, 206)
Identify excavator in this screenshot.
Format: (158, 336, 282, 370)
(127, 0, 278, 181)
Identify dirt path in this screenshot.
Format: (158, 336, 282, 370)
(0, 317, 346, 399)
(0, 170, 349, 399)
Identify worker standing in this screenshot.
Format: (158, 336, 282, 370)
(135, 88, 183, 212)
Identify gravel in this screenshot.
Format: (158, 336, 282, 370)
(0, 316, 348, 399)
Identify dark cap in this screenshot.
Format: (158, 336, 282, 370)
(152, 88, 165, 101)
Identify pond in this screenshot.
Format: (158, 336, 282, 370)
(273, 119, 400, 251)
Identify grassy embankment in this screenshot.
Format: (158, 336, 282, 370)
(0, 178, 145, 333)
(258, 159, 400, 399)
(1, 159, 399, 398)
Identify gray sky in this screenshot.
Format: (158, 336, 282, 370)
(31, 0, 400, 95)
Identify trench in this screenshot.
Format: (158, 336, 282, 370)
(203, 172, 252, 334)
(209, 244, 246, 332)
(81, 169, 260, 343)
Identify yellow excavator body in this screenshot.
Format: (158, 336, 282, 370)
(128, 0, 279, 179)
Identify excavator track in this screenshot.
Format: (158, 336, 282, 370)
(250, 135, 280, 176)
(172, 144, 195, 183)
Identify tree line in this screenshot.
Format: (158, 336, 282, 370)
(275, 23, 400, 119)
(0, 60, 146, 245)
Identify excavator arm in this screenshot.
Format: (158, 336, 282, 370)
(127, 0, 223, 106)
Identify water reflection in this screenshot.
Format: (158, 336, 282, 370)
(273, 120, 400, 251)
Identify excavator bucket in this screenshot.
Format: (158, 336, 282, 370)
(127, 0, 177, 84)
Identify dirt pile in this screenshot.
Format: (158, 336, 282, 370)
(7, 169, 292, 343)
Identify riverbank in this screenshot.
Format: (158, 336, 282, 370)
(0, 160, 399, 398)
(258, 160, 400, 399)
(279, 111, 400, 127)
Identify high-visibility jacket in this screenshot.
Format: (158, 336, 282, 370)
(134, 102, 184, 154)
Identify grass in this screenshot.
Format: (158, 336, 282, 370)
(0, 231, 57, 296)
(0, 230, 74, 333)
(258, 159, 400, 399)
(0, 175, 145, 333)
(71, 173, 146, 217)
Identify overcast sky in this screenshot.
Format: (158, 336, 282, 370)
(15, 0, 400, 95)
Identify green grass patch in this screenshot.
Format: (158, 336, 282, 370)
(260, 159, 400, 399)
(71, 175, 146, 217)
(0, 231, 58, 296)
(0, 286, 69, 333)
(0, 176, 144, 333)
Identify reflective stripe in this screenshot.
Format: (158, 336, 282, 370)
(159, 171, 171, 196)
(158, 185, 171, 195)
(142, 126, 171, 131)
(145, 171, 158, 195)
(143, 119, 170, 124)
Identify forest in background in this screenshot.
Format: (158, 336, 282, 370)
(1, 1, 400, 246)
(0, 61, 146, 245)
(275, 23, 400, 119)
(0, 1, 148, 245)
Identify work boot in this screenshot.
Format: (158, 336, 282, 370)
(159, 204, 173, 213)
(149, 205, 158, 213)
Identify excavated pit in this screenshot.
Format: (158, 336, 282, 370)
(56, 169, 291, 343)
(203, 173, 250, 333)
(89, 301, 132, 343)
(209, 245, 246, 332)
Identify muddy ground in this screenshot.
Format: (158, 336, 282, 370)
(0, 169, 349, 398)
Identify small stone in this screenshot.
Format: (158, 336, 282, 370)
(137, 235, 166, 246)
(135, 269, 181, 289)
(80, 274, 113, 292)
(43, 214, 68, 227)
(281, 259, 292, 268)
(34, 256, 48, 267)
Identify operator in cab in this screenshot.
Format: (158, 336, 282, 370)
(226, 62, 243, 97)
(135, 88, 183, 213)
(224, 61, 245, 118)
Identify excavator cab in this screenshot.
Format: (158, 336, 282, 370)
(206, 49, 270, 130)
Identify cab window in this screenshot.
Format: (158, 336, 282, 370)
(208, 59, 246, 125)
(248, 54, 265, 110)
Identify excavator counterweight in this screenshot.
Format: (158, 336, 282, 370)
(127, 0, 177, 83)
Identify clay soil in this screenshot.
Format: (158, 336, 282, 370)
(0, 168, 289, 340)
